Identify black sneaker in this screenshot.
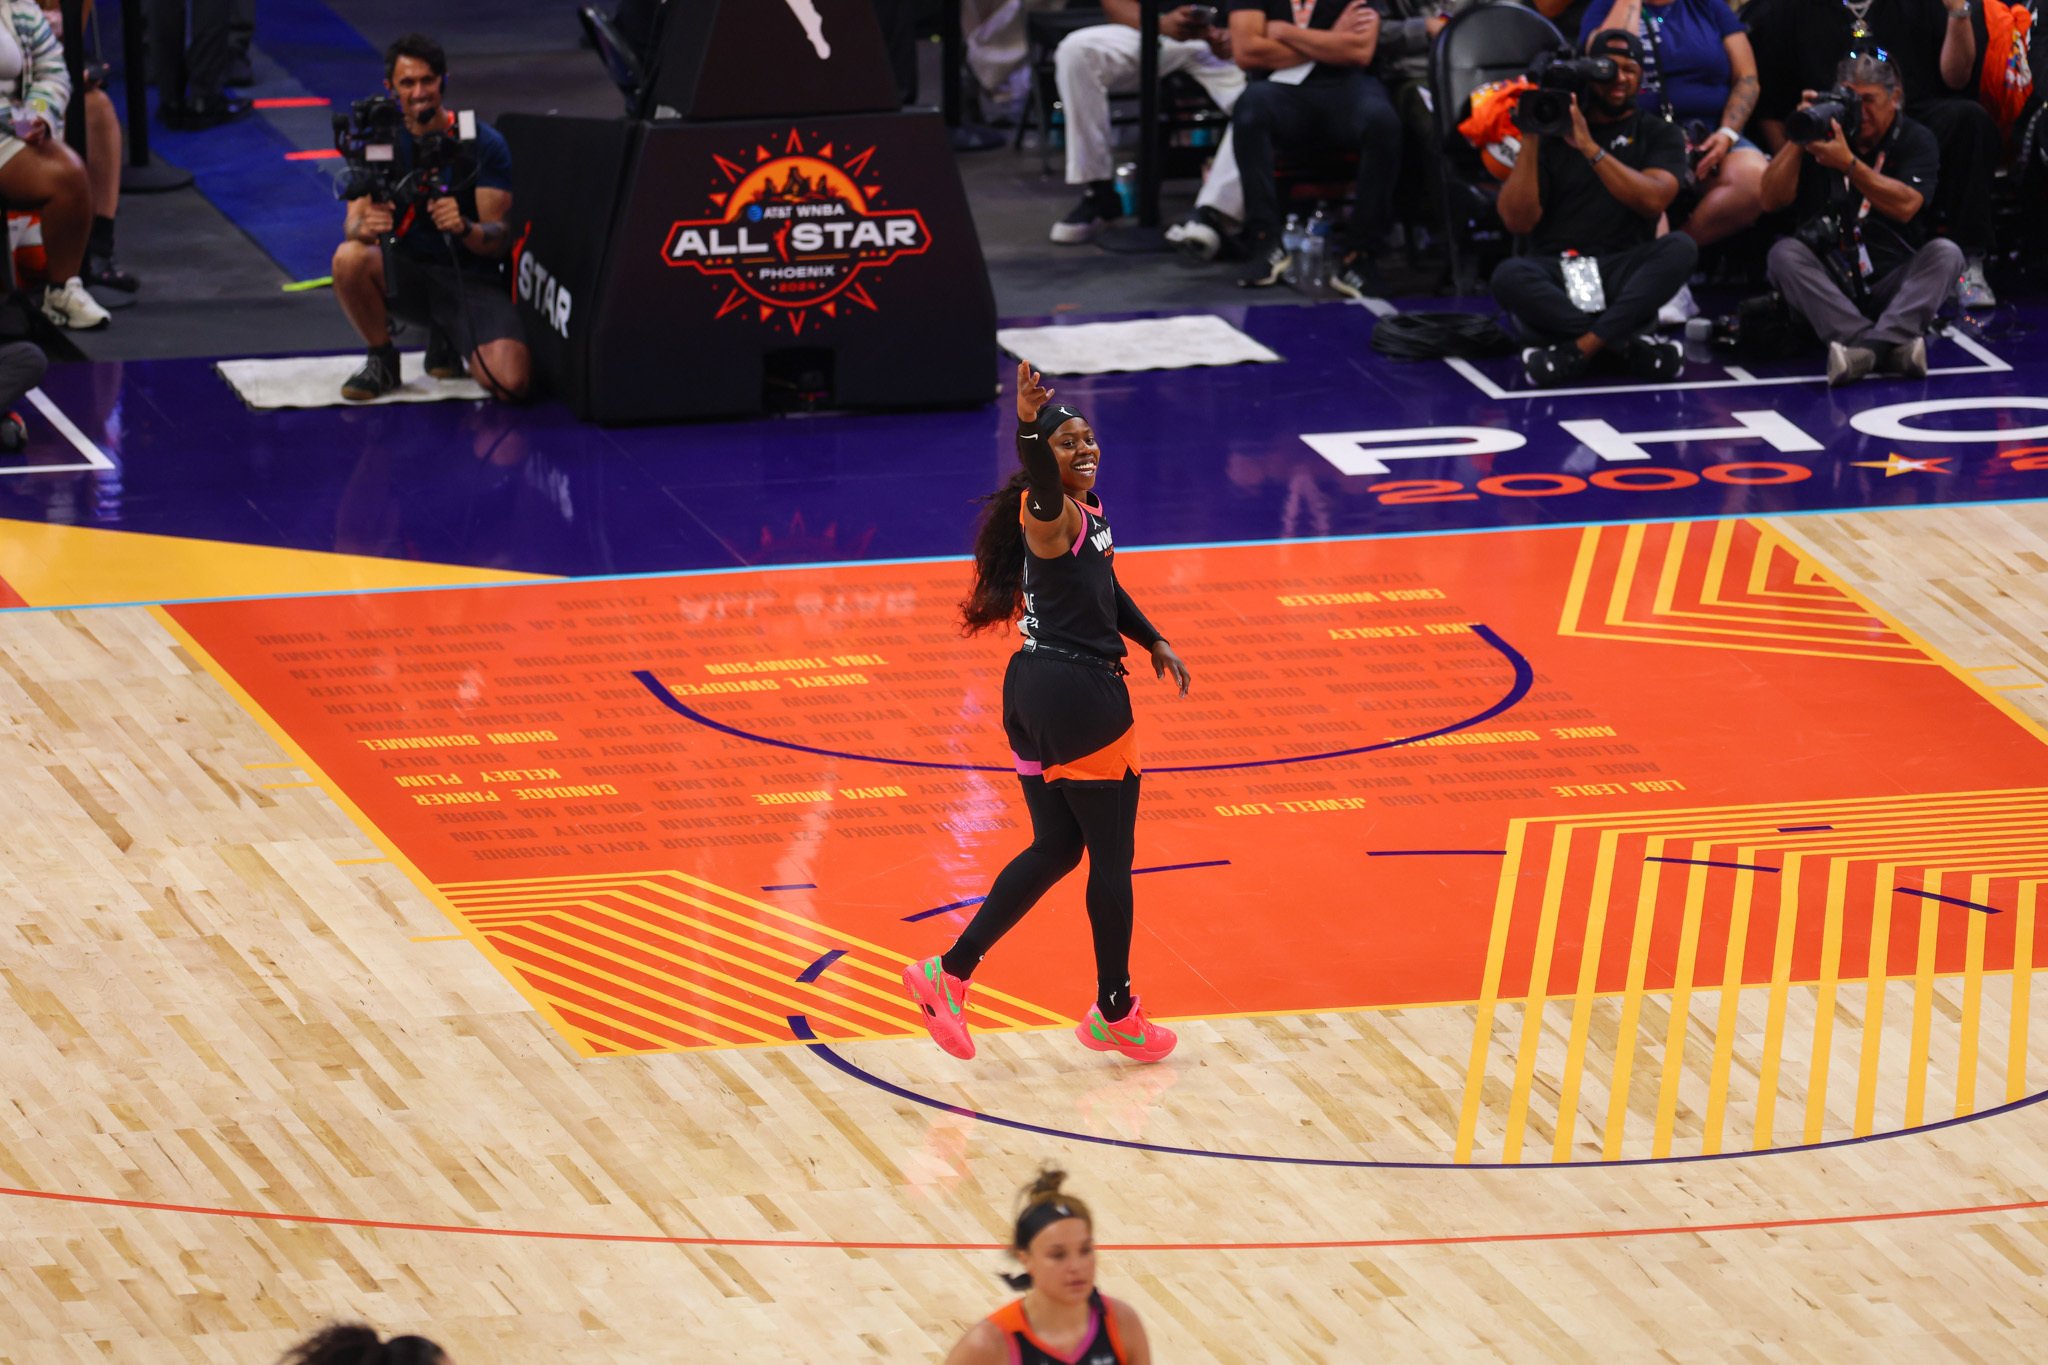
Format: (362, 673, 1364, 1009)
(1522, 343, 1590, 388)
(1049, 191, 1121, 245)
(1328, 254, 1382, 302)
(0, 411, 24, 454)
(1166, 206, 1230, 262)
(85, 254, 140, 293)
(1612, 335, 1683, 381)
(423, 327, 464, 380)
(340, 348, 401, 402)
(1236, 238, 1291, 289)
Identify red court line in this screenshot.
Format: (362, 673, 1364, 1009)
(285, 149, 341, 160)
(0, 572, 25, 608)
(253, 97, 331, 108)
(3, 1183, 2043, 1252)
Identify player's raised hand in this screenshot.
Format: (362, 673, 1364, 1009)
(1016, 360, 1055, 425)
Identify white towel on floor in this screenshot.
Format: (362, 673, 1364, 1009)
(216, 353, 490, 409)
(997, 315, 1281, 376)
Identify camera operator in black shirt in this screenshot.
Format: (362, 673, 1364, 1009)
(1490, 30, 1696, 388)
(1759, 56, 1955, 386)
(331, 34, 529, 404)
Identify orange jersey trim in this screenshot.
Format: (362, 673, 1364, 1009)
(1043, 723, 1139, 784)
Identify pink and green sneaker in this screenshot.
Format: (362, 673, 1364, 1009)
(903, 956, 975, 1059)
(1076, 997, 1177, 1063)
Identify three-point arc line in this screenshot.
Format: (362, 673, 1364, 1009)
(631, 622, 1533, 775)
(785, 1015, 2048, 1170)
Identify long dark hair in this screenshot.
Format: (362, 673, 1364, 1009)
(280, 1324, 446, 1365)
(961, 466, 1034, 634)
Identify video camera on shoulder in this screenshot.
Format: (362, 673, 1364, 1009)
(331, 94, 480, 209)
(1787, 87, 1860, 145)
(1511, 49, 1617, 139)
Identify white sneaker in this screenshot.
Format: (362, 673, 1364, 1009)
(1958, 257, 1997, 309)
(43, 276, 110, 330)
(1657, 282, 1698, 328)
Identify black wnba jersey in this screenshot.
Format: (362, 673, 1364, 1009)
(986, 1289, 1131, 1365)
(1017, 490, 1124, 661)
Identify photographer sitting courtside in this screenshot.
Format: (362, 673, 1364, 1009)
(1491, 30, 1695, 387)
(1759, 57, 1956, 386)
(332, 34, 528, 403)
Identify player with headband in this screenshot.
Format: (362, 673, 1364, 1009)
(903, 359, 1192, 1064)
(943, 1167, 1152, 1365)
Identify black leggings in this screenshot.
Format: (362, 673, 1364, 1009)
(941, 771, 1141, 1018)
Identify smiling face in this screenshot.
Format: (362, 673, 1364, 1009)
(1049, 417, 1099, 495)
(387, 54, 446, 132)
(1590, 55, 1642, 116)
(1017, 1216, 1096, 1309)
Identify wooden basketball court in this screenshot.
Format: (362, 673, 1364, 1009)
(5, 477, 2048, 1358)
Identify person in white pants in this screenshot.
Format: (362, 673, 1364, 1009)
(1050, 3, 1246, 245)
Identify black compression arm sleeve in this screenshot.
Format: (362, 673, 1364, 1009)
(1115, 584, 1164, 650)
(1016, 423, 1066, 522)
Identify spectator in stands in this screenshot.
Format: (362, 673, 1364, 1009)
(1491, 29, 1694, 386)
(280, 1323, 451, 1364)
(0, 1, 109, 328)
(1051, 4, 1246, 243)
(1747, 0, 2000, 306)
(1760, 56, 1957, 384)
(1227, 0, 1418, 296)
(38, 0, 137, 292)
(148, 0, 248, 128)
(332, 34, 529, 404)
(1579, 0, 1768, 321)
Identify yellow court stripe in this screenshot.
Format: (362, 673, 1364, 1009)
(1955, 874, 1991, 1117)
(1650, 520, 1690, 618)
(512, 963, 764, 1047)
(497, 919, 892, 1041)
(476, 887, 1046, 1033)
(409, 934, 465, 943)
(1553, 625, 1935, 665)
(242, 761, 301, 770)
(1802, 860, 1854, 1145)
(1551, 828, 1625, 1161)
(1510, 790, 2048, 837)
(1602, 837, 1671, 1160)
(446, 869, 1070, 1023)
(1455, 820, 1529, 1164)
(447, 876, 1065, 1027)
(335, 857, 390, 865)
(1605, 522, 1649, 631)
(146, 606, 602, 1059)
(1852, 862, 1903, 1137)
(262, 780, 322, 789)
(1557, 526, 1603, 638)
(1650, 856, 1714, 1158)
(2011, 881, 2042, 1103)
(1700, 851, 1760, 1156)
(1756, 848, 1809, 1150)
(1502, 824, 1577, 1163)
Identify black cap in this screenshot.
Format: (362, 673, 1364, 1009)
(1584, 28, 1643, 63)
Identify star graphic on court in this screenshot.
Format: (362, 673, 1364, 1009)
(1850, 453, 1953, 477)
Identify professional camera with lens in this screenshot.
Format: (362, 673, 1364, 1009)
(1786, 87, 1860, 145)
(1512, 50, 1617, 139)
(331, 94, 478, 208)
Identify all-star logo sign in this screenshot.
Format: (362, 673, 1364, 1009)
(660, 129, 931, 334)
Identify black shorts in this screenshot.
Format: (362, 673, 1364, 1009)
(1001, 649, 1139, 785)
(387, 252, 525, 354)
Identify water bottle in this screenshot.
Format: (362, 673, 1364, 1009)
(1683, 315, 1714, 343)
(1281, 213, 1303, 284)
(1303, 206, 1334, 294)
(1113, 163, 1138, 217)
